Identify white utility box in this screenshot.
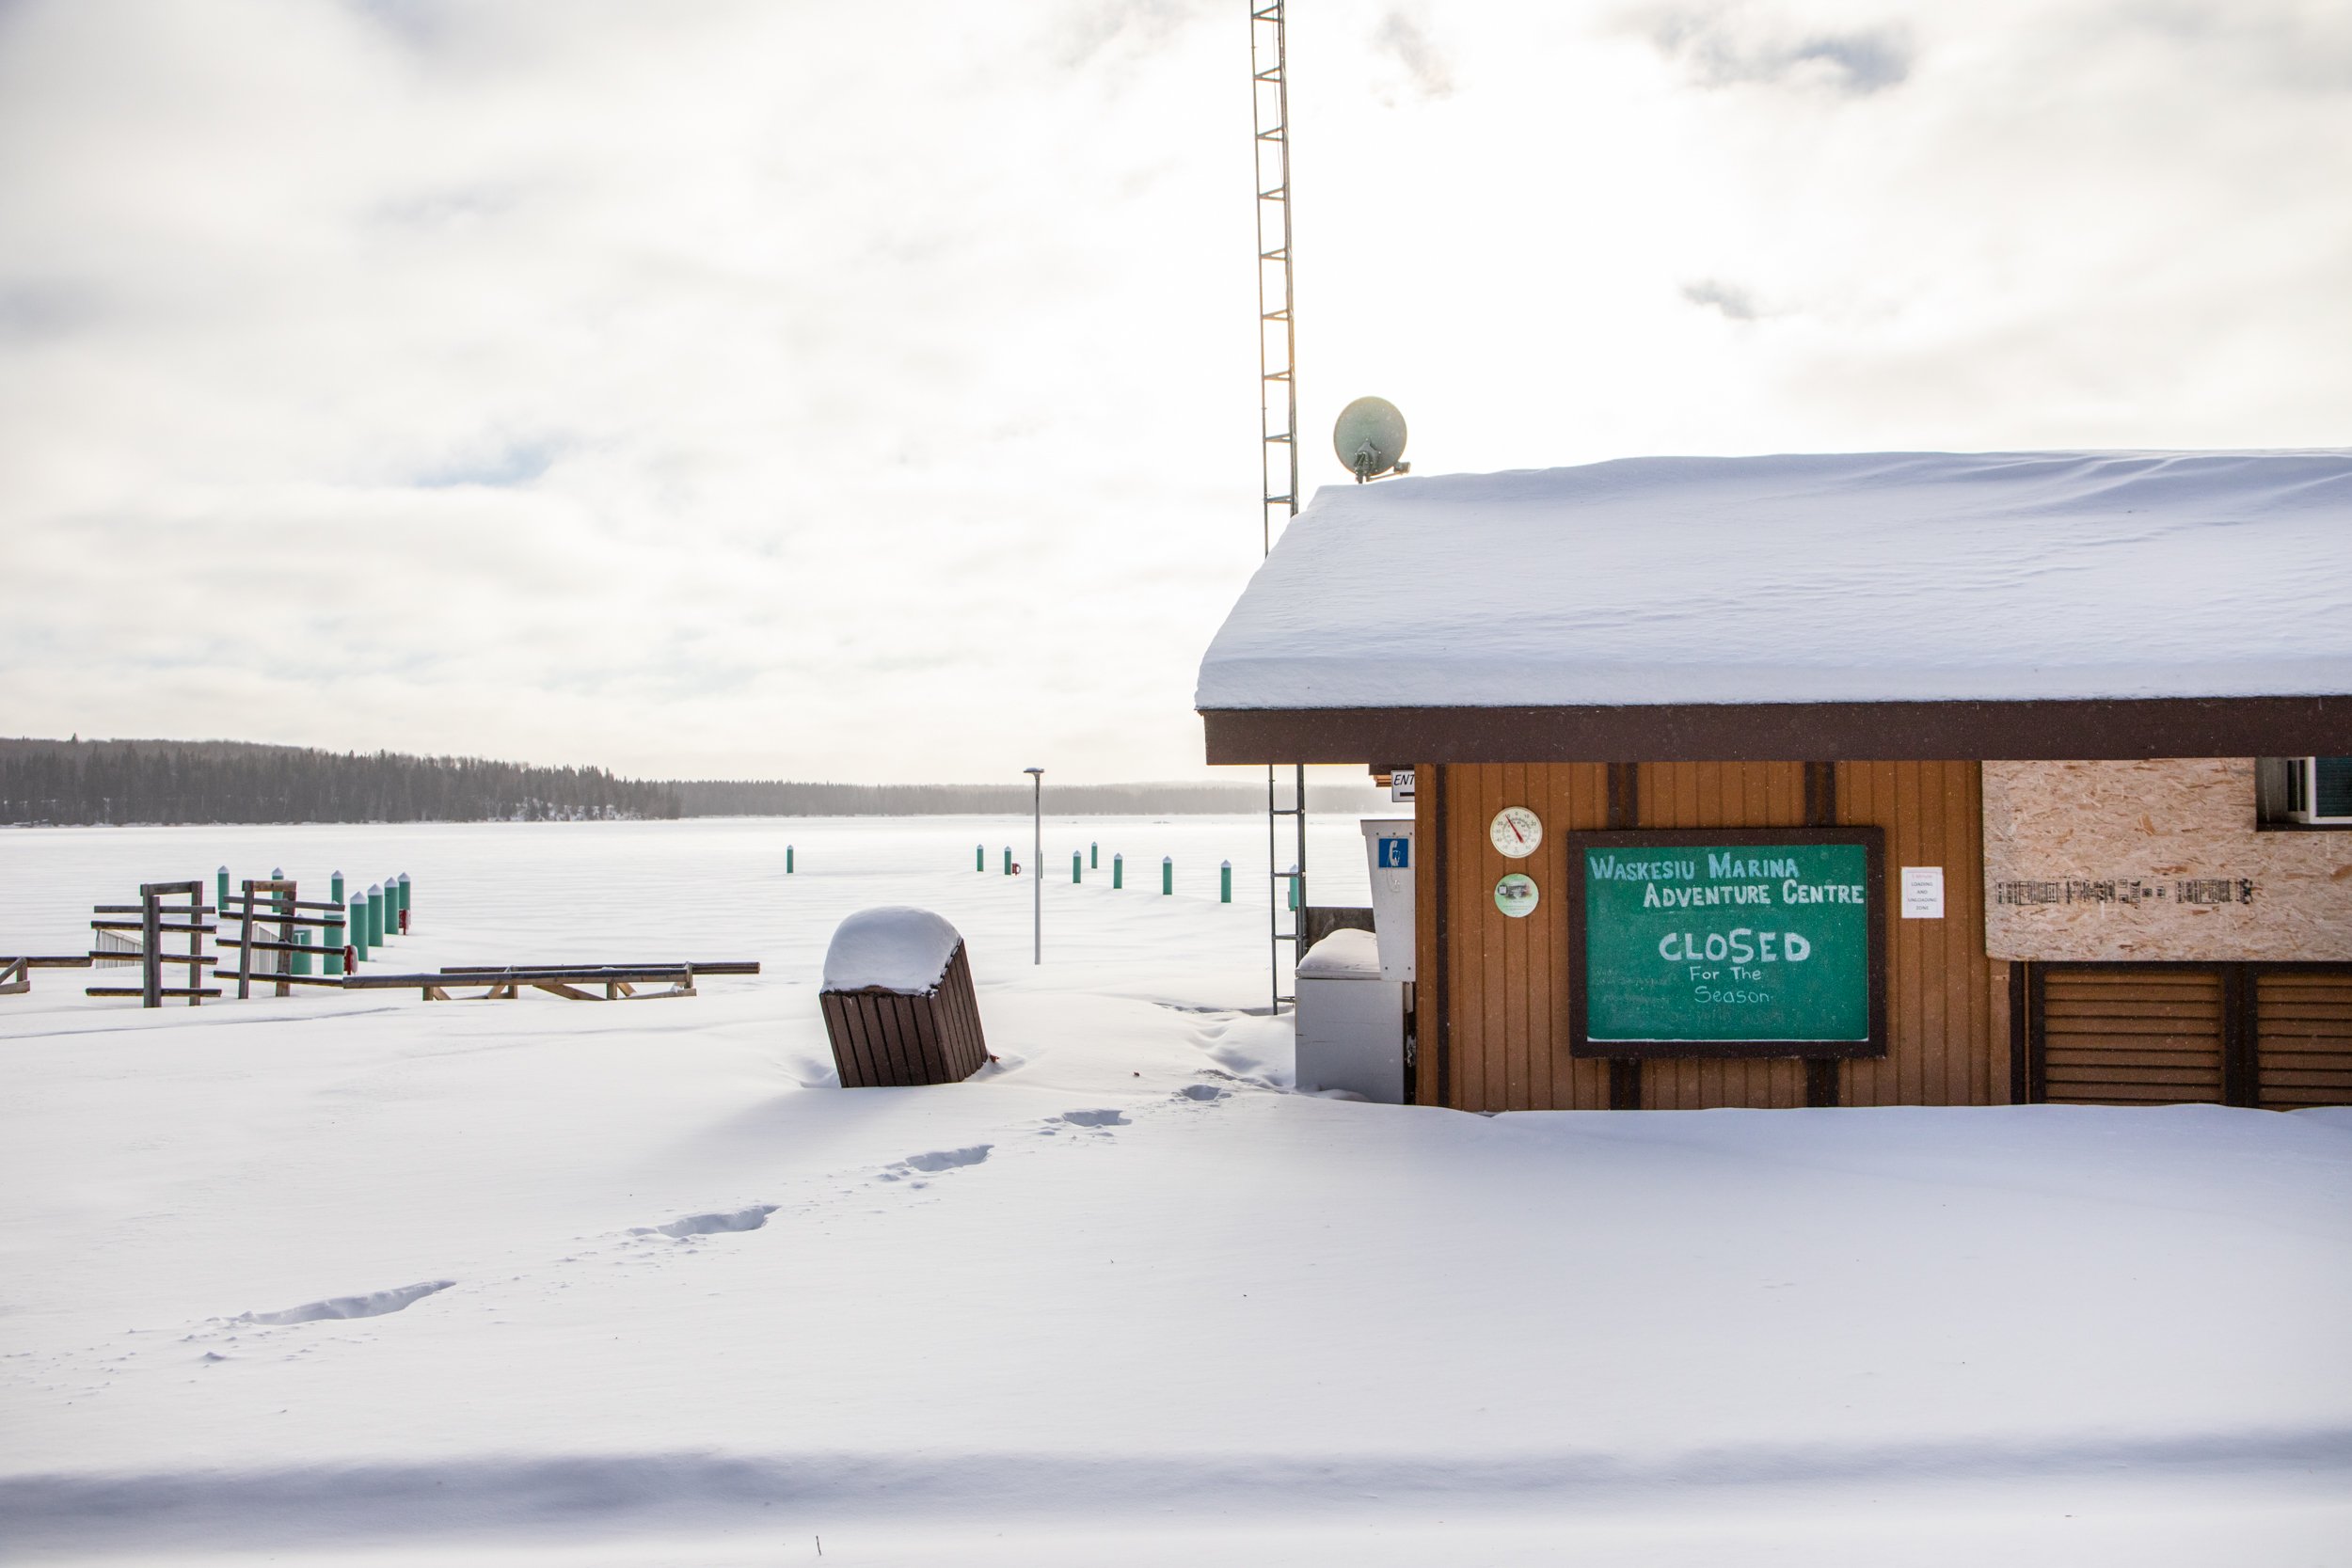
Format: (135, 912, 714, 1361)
(1359, 817, 1415, 982)
(1295, 928, 1406, 1103)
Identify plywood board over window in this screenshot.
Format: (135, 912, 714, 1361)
(1984, 759, 2352, 962)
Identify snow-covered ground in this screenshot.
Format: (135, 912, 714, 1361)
(3, 816, 2349, 1565)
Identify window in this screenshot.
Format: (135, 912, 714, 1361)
(2259, 757, 2352, 827)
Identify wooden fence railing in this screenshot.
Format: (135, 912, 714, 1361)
(0, 956, 97, 997)
(215, 879, 354, 997)
(54, 876, 755, 1008)
(86, 881, 220, 1006)
(343, 961, 758, 1000)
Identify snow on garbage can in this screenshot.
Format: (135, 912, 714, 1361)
(819, 907, 989, 1087)
(1295, 928, 1406, 1103)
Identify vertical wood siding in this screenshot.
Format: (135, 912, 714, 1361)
(1416, 759, 2003, 1110)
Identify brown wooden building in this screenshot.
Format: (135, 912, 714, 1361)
(1197, 452, 2352, 1112)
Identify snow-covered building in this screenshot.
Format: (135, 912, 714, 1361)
(1197, 451, 2352, 1112)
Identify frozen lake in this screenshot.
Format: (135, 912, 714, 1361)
(3, 816, 2349, 1565)
(0, 812, 1383, 1010)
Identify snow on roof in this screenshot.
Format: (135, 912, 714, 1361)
(1196, 451, 2352, 711)
(822, 906, 963, 993)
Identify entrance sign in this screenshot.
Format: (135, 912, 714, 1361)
(1568, 829, 1886, 1059)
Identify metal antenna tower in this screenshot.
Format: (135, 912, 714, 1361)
(1252, 1, 1306, 1013)
(1252, 2, 1298, 558)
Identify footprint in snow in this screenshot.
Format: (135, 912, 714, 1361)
(1038, 1109, 1127, 1137)
(879, 1145, 992, 1180)
(903, 1145, 991, 1171)
(652, 1205, 777, 1239)
(239, 1280, 454, 1325)
(1178, 1084, 1226, 1102)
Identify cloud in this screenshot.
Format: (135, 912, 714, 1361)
(1048, 0, 1210, 71)
(410, 437, 564, 489)
(2, 0, 2348, 782)
(0, 0, 1253, 782)
(0, 279, 100, 344)
(1680, 279, 1763, 321)
(1634, 4, 1913, 96)
(2117, 0, 2352, 93)
(1373, 10, 1457, 101)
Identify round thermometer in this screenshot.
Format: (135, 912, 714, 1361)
(1489, 805, 1542, 859)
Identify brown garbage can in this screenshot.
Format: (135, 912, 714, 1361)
(818, 907, 988, 1087)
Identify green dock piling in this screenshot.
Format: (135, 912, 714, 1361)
(1073, 850, 1082, 883)
(1220, 861, 1232, 903)
(1090, 842, 1098, 869)
(366, 884, 384, 947)
(215, 866, 229, 912)
(1004, 847, 1013, 876)
(1288, 864, 1300, 911)
(325, 909, 345, 975)
(397, 872, 411, 931)
(349, 900, 369, 964)
(1162, 856, 1172, 895)
(1113, 853, 1123, 889)
(331, 870, 344, 907)
(977, 844, 984, 872)
(294, 930, 312, 976)
(787, 846, 795, 875)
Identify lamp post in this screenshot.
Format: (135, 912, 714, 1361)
(1023, 767, 1043, 963)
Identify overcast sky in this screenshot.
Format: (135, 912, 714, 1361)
(2, 0, 2346, 783)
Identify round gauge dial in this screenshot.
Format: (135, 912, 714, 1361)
(1488, 805, 1542, 859)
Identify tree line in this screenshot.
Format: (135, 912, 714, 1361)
(1, 738, 1385, 825)
(0, 738, 677, 825)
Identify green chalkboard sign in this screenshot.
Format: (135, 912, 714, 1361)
(1567, 829, 1885, 1059)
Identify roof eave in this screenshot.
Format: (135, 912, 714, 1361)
(1200, 694, 2352, 766)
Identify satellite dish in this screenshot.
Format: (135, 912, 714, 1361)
(1333, 397, 1409, 483)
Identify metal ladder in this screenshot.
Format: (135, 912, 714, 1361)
(1252, 3, 1304, 1012)
(1252, 1, 1297, 559)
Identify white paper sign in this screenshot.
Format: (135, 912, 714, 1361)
(1899, 865, 1946, 919)
(1390, 768, 1416, 802)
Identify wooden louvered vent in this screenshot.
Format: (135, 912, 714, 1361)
(2039, 968, 2224, 1105)
(2256, 971, 2352, 1110)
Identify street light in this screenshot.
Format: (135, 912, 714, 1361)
(1023, 767, 1043, 964)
